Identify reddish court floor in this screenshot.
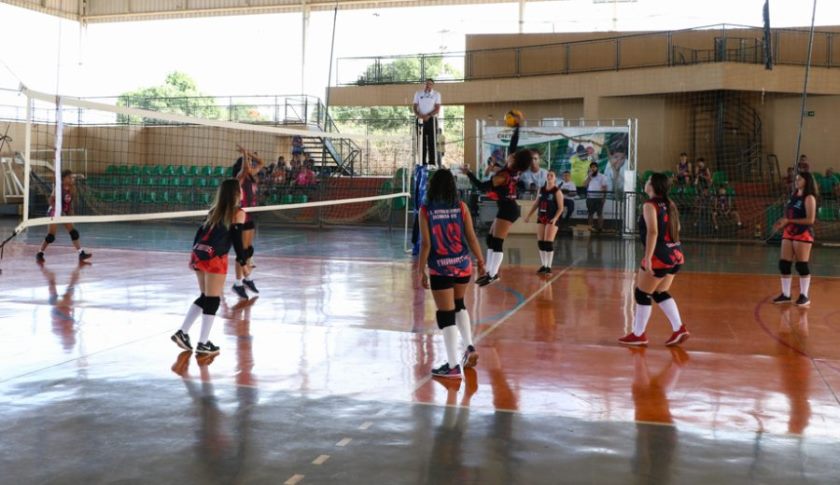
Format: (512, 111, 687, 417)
(1, 236, 840, 484)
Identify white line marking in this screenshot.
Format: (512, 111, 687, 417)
(336, 437, 352, 447)
(312, 455, 330, 465)
(284, 474, 304, 485)
(359, 421, 373, 430)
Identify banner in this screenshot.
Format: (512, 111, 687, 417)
(481, 125, 631, 192)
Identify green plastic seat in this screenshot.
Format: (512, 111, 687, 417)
(818, 206, 837, 221)
(198, 192, 212, 205)
(169, 176, 181, 187)
(213, 166, 227, 177)
(162, 165, 176, 176)
(187, 166, 200, 177)
(293, 194, 308, 204)
(100, 190, 115, 202)
(174, 191, 187, 204)
(209, 178, 220, 188)
(105, 165, 119, 175)
(281, 194, 294, 204)
(712, 171, 728, 185)
(116, 165, 130, 176)
(641, 170, 654, 183)
(683, 186, 696, 197)
(182, 177, 194, 187)
(200, 166, 213, 177)
(129, 165, 142, 176)
(195, 177, 207, 188)
(175, 166, 188, 177)
(158, 177, 171, 187)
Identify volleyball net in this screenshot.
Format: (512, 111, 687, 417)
(3, 87, 412, 243)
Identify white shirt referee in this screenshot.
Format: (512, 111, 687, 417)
(413, 78, 441, 166)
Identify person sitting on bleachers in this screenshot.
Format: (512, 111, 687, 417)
(822, 168, 837, 199)
(694, 158, 712, 189)
(712, 186, 742, 230)
(675, 152, 692, 189)
(294, 162, 318, 189)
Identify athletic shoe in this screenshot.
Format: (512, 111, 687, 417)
(171, 330, 193, 351)
(35, 252, 45, 263)
(232, 284, 249, 300)
(477, 274, 500, 287)
(78, 251, 92, 262)
(196, 341, 220, 355)
(536, 266, 547, 274)
(461, 345, 479, 369)
(618, 332, 648, 346)
(242, 279, 259, 294)
(475, 274, 490, 286)
(795, 295, 811, 307)
(543, 266, 552, 275)
(665, 325, 690, 346)
(431, 363, 462, 379)
(772, 294, 792, 305)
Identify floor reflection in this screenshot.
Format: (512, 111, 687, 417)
(40, 262, 85, 353)
(776, 306, 811, 435)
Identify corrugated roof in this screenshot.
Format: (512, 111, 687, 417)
(2, 0, 551, 23)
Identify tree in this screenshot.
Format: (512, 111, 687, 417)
(357, 56, 462, 85)
(116, 71, 221, 123)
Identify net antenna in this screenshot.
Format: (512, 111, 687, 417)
(792, 0, 818, 175)
(0, 86, 412, 259)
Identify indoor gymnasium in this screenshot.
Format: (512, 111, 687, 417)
(1, 0, 839, 483)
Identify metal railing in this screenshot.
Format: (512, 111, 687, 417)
(337, 24, 840, 85)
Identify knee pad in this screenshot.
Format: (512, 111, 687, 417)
(45, 233, 56, 244)
(436, 309, 456, 330)
(193, 294, 206, 307)
(652, 291, 672, 304)
(245, 246, 254, 259)
(779, 259, 793, 276)
(795, 262, 810, 276)
(69, 229, 80, 241)
(455, 298, 466, 312)
(487, 235, 504, 252)
(538, 240, 553, 251)
(634, 287, 652, 306)
(202, 296, 221, 315)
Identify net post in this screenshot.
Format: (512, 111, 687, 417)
(53, 96, 64, 224)
(22, 92, 32, 227)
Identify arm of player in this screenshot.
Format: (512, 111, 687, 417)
(641, 202, 657, 275)
(417, 209, 432, 289)
(551, 196, 564, 224)
(508, 125, 520, 153)
(463, 165, 493, 191)
(524, 198, 539, 223)
(461, 202, 486, 276)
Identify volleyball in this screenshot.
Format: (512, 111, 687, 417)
(504, 109, 524, 127)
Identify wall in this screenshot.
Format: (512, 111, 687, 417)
(762, 94, 840, 173)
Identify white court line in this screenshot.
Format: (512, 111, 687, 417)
(359, 421, 373, 430)
(336, 437, 352, 447)
(312, 455, 331, 465)
(284, 474, 304, 485)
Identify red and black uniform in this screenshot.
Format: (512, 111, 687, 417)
(190, 209, 248, 275)
(537, 186, 561, 226)
(783, 193, 815, 243)
(492, 167, 521, 222)
(48, 185, 72, 217)
(639, 197, 684, 277)
(239, 173, 258, 230)
(422, 201, 473, 290)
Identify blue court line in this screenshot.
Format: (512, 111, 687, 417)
(475, 285, 526, 325)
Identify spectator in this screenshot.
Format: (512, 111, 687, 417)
(484, 148, 506, 177)
(694, 158, 712, 189)
(559, 170, 577, 221)
(518, 151, 548, 196)
(604, 134, 629, 193)
(712, 186, 743, 230)
(277, 156, 289, 170)
(584, 162, 609, 232)
(295, 162, 318, 188)
(412, 78, 441, 166)
(292, 136, 304, 157)
(822, 168, 837, 198)
(272, 165, 287, 186)
(797, 154, 810, 173)
(570, 144, 591, 187)
(694, 186, 715, 232)
(675, 152, 692, 189)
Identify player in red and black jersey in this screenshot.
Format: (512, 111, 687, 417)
(231, 145, 264, 299)
(36, 169, 92, 263)
(417, 169, 486, 379)
(619, 173, 689, 347)
(524, 171, 564, 274)
(463, 113, 533, 286)
(772, 171, 818, 307)
(172, 179, 250, 356)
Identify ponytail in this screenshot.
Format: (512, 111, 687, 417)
(665, 195, 681, 242)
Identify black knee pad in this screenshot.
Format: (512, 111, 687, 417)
(45, 233, 56, 244)
(634, 287, 652, 306)
(202, 296, 221, 315)
(487, 236, 504, 252)
(652, 291, 672, 304)
(455, 298, 466, 312)
(69, 229, 80, 241)
(779, 259, 792, 275)
(193, 294, 206, 307)
(795, 262, 810, 276)
(539, 240, 553, 251)
(436, 309, 456, 330)
(246, 246, 254, 259)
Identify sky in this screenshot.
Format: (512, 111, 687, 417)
(0, 0, 838, 102)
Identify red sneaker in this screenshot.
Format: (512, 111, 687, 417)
(665, 325, 690, 346)
(618, 332, 648, 346)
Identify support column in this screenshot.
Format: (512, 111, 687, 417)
(583, 95, 601, 121)
(518, 0, 526, 33)
(301, 1, 310, 95)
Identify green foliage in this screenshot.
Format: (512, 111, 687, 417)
(357, 56, 462, 85)
(116, 71, 221, 123)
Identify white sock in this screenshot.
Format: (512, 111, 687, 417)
(658, 298, 683, 331)
(199, 313, 215, 343)
(442, 325, 459, 368)
(781, 276, 792, 297)
(546, 251, 554, 268)
(180, 303, 203, 333)
(244, 277, 253, 282)
(538, 250, 546, 267)
(633, 303, 653, 336)
(485, 249, 494, 274)
(78, 248, 84, 253)
(490, 251, 504, 276)
(799, 276, 811, 297)
(235, 279, 243, 286)
(455, 310, 474, 347)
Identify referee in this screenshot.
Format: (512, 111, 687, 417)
(413, 78, 441, 166)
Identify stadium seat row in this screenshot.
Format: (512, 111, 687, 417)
(91, 189, 310, 206)
(103, 164, 234, 178)
(88, 175, 224, 188)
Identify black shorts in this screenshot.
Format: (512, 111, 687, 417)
(586, 198, 605, 215)
(496, 200, 521, 223)
(429, 274, 471, 290)
(640, 264, 682, 278)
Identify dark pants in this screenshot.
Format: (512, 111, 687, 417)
(420, 117, 437, 166)
(563, 197, 575, 220)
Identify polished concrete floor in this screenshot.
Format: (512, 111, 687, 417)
(1, 219, 840, 484)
